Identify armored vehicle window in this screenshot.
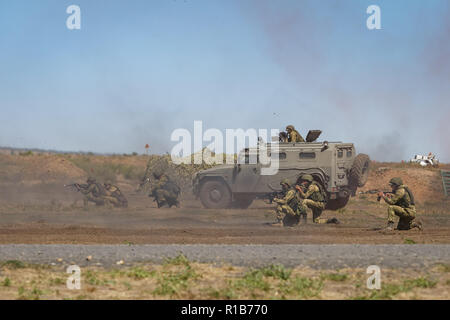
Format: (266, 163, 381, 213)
(270, 152, 287, 160)
(241, 154, 258, 164)
(338, 150, 343, 158)
(346, 150, 352, 157)
(299, 152, 316, 159)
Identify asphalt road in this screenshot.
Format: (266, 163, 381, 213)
(0, 244, 448, 269)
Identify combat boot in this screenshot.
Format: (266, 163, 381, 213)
(411, 221, 423, 231)
(298, 214, 307, 225)
(326, 217, 340, 224)
(270, 219, 284, 227)
(385, 221, 395, 231)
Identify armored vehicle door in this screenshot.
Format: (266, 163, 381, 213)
(231, 151, 261, 193)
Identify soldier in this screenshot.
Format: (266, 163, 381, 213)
(271, 179, 303, 227)
(79, 177, 109, 209)
(295, 174, 339, 224)
(151, 170, 180, 208)
(378, 177, 422, 231)
(104, 181, 128, 208)
(279, 131, 288, 143)
(286, 125, 305, 143)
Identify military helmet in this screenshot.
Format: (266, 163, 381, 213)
(286, 125, 295, 131)
(300, 174, 314, 182)
(389, 177, 403, 186)
(152, 168, 164, 179)
(280, 179, 291, 187)
(87, 177, 96, 184)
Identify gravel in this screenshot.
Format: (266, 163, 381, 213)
(1, 244, 449, 269)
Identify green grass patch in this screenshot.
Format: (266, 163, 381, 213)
(153, 264, 199, 297)
(257, 265, 292, 280)
(404, 277, 437, 289)
(321, 273, 348, 282)
(48, 277, 64, 286)
(18, 286, 44, 300)
(2, 260, 26, 269)
(2, 277, 11, 287)
(280, 276, 323, 299)
(126, 267, 154, 280)
(359, 277, 437, 300)
(164, 254, 191, 267)
(234, 270, 271, 292)
(404, 238, 416, 244)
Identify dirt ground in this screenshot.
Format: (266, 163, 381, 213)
(0, 196, 448, 245)
(0, 154, 449, 245)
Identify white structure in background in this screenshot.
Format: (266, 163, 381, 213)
(410, 153, 439, 167)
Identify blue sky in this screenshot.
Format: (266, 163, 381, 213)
(0, 0, 449, 161)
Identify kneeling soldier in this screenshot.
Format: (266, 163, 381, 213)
(272, 179, 303, 227)
(296, 174, 339, 224)
(379, 177, 422, 231)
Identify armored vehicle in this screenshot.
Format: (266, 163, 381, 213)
(192, 130, 370, 210)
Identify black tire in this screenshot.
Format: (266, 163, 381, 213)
(325, 196, 350, 210)
(232, 196, 254, 209)
(199, 180, 232, 209)
(350, 154, 370, 188)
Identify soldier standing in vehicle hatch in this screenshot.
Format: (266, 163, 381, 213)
(286, 125, 305, 143)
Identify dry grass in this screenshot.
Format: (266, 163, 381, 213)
(0, 256, 448, 300)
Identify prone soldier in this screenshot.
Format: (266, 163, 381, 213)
(104, 181, 128, 208)
(78, 177, 110, 209)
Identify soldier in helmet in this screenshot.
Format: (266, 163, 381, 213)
(150, 169, 180, 208)
(285, 125, 305, 143)
(296, 174, 340, 224)
(104, 181, 128, 208)
(378, 177, 422, 231)
(271, 179, 302, 227)
(79, 177, 109, 209)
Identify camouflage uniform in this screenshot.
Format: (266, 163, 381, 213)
(381, 177, 421, 231)
(151, 173, 180, 208)
(79, 177, 114, 208)
(297, 175, 339, 224)
(286, 125, 305, 143)
(273, 179, 302, 226)
(104, 182, 128, 208)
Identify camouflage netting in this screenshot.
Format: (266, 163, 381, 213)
(140, 151, 236, 193)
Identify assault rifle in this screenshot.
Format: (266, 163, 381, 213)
(64, 183, 87, 192)
(358, 189, 395, 201)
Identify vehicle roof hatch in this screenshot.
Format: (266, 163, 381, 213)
(305, 130, 322, 142)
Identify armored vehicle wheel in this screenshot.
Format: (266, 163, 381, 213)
(232, 196, 254, 209)
(325, 196, 350, 210)
(199, 180, 232, 209)
(350, 154, 370, 188)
